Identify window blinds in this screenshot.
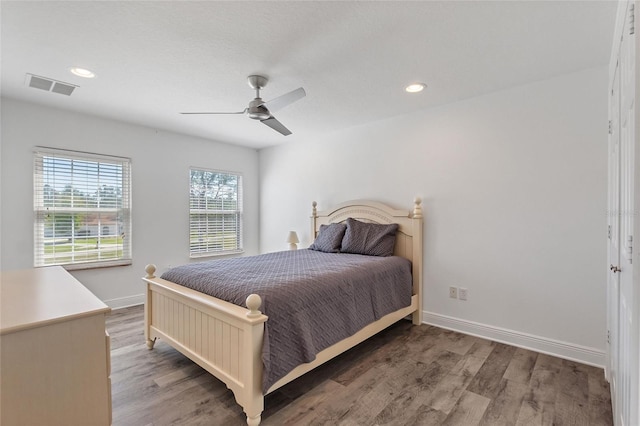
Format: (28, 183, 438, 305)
(33, 148, 132, 268)
(189, 169, 243, 257)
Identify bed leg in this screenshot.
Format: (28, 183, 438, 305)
(412, 310, 422, 326)
(144, 264, 157, 350)
(246, 414, 261, 426)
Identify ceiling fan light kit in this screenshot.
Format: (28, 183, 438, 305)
(181, 75, 305, 136)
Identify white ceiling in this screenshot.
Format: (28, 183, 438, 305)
(1, 1, 617, 150)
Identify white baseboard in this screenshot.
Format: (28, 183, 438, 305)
(423, 311, 606, 368)
(99, 301, 605, 365)
(104, 294, 144, 309)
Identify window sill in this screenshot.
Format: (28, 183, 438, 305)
(36, 259, 133, 271)
(189, 250, 244, 260)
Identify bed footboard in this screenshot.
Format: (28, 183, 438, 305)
(143, 264, 268, 425)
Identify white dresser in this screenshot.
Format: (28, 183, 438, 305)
(0, 266, 112, 425)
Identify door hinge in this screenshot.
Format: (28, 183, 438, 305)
(627, 235, 633, 264)
(609, 120, 612, 135)
(607, 330, 610, 344)
(631, 3, 635, 35)
(608, 225, 611, 239)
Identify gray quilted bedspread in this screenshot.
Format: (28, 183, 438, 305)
(160, 249, 412, 392)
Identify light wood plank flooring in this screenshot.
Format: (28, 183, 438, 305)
(107, 306, 612, 425)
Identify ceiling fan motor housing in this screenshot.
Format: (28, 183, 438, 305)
(248, 98, 270, 120)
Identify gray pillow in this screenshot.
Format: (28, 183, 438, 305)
(340, 218, 399, 257)
(309, 223, 347, 253)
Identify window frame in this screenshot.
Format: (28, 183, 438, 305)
(189, 167, 244, 258)
(33, 147, 132, 270)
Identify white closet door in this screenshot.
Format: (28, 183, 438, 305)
(607, 57, 621, 424)
(608, 2, 638, 426)
(619, 3, 637, 425)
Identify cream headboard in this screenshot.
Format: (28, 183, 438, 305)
(310, 198, 423, 320)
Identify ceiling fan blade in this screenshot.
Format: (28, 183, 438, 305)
(263, 87, 306, 112)
(261, 116, 292, 136)
(180, 108, 247, 115)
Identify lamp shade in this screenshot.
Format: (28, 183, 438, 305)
(286, 231, 299, 244)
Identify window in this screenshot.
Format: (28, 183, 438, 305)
(189, 168, 243, 257)
(34, 148, 132, 269)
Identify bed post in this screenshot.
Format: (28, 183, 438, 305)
(411, 197, 423, 325)
(242, 294, 265, 426)
(144, 264, 157, 349)
(310, 201, 318, 241)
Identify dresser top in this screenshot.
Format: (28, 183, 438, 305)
(1, 266, 111, 334)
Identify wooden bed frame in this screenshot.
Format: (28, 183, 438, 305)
(143, 198, 423, 425)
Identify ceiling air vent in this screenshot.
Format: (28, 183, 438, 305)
(25, 73, 78, 96)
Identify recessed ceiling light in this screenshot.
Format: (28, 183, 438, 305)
(405, 83, 426, 93)
(70, 67, 95, 78)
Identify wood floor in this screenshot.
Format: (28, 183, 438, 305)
(107, 305, 613, 425)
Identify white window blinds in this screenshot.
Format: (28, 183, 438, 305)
(189, 168, 243, 257)
(33, 148, 132, 269)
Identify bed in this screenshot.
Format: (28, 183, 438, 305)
(143, 198, 423, 425)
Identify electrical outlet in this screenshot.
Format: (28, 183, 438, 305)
(459, 288, 468, 301)
(449, 286, 458, 299)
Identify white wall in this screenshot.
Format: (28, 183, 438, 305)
(1, 66, 609, 364)
(1, 98, 259, 307)
(259, 67, 608, 364)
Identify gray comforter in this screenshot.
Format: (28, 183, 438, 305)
(160, 249, 412, 392)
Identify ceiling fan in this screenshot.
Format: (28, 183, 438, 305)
(181, 75, 306, 136)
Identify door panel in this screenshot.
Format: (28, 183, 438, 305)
(608, 58, 621, 424)
(609, 3, 638, 426)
